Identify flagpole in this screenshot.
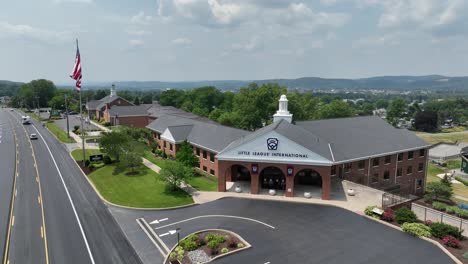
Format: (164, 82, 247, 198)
(77, 39, 86, 166)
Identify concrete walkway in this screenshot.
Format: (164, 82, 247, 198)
(89, 118, 111, 132)
(140, 157, 382, 213)
(454, 195, 468, 202)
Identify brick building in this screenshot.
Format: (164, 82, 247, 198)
(86, 84, 133, 120)
(147, 95, 430, 200)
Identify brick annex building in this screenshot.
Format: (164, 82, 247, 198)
(147, 95, 430, 200)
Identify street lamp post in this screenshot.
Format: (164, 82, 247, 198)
(176, 228, 181, 246)
(65, 94, 70, 138)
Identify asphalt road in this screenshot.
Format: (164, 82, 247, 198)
(0, 111, 16, 262)
(114, 198, 455, 264)
(1, 109, 142, 264)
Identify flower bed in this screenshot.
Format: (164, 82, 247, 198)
(364, 205, 468, 262)
(165, 230, 250, 264)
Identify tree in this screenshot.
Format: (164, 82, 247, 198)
(99, 131, 131, 161)
(116, 149, 143, 174)
(414, 110, 438, 132)
(176, 141, 199, 167)
(424, 181, 453, 201)
(375, 99, 389, 109)
(317, 100, 355, 119)
(159, 160, 192, 191)
(134, 96, 140, 105)
(387, 97, 407, 126)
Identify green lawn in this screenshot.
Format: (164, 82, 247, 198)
(446, 159, 461, 170)
(71, 149, 103, 161)
(427, 162, 468, 200)
(46, 122, 75, 143)
(88, 165, 194, 208)
(417, 132, 468, 145)
(142, 150, 170, 168)
(186, 174, 218, 191)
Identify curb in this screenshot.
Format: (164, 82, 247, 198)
(163, 229, 251, 264)
(68, 152, 197, 211)
(363, 214, 462, 264)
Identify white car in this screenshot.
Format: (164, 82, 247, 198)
(30, 133, 38, 140)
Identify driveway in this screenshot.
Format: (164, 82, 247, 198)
(110, 198, 454, 264)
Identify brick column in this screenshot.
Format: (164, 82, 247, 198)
(321, 174, 331, 200)
(285, 174, 295, 197)
(217, 161, 227, 192)
(251, 173, 259, 194)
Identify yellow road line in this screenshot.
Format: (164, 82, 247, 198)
(2, 115, 19, 264)
(6, 111, 49, 264)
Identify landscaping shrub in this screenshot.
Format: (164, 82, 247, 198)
(103, 122, 111, 127)
(401, 223, 432, 237)
(169, 252, 177, 260)
(237, 243, 245, 248)
(446, 206, 459, 214)
(425, 220, 433, 226)
(84, 159, 90, 167)
(227, 237, 237, 248)
(186, 234, 199, 242)
(207, 240, 219, 250)
(180, 240, 198, 251)
(394, 207, 417, 224)
(456, 208, 468, 219)
(221, 248, 229, 254)
(73, 125, 80, 132)
(443, 235, 461, 248)
(88, 164, 96, 170)
(430, 222, 463, 239)
(455, 176, 468, 187)
(205, 234, 216, 243)
(103, 155, 112, 164)
(432, 202, 448, 211)
(364, 205, 382, 219)
(382, 209, 395, 222)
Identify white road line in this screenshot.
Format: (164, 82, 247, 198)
(31, 124, 96, 264)
(154, 215, 276, 230)
(136, 219, 167, 256)
(150, 218, 169, 225)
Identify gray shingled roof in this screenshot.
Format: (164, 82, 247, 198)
(86, 100, 101, 110)
(108, 105, 150, 117)
(296, 116, 430, 162)
(147, 114, 250, 152)
(166, 125, 194, 142)
(96, 95, 133, 110)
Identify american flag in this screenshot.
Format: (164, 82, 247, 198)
(69, 40, 82, 92)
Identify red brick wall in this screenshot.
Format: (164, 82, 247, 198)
(193, 147, 218, 177)
(114, 116, 149, 128)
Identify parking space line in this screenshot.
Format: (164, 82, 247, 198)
(136, 218, 169, 256)
(154, 215, 276, 230)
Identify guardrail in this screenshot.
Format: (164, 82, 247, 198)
(412, 203, 468, 236)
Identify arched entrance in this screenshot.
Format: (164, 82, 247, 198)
(231, 165, 251, 182)
(260, 166, 286, 190)
(294, 169, 322, 197)
(295, 169, 322, 187)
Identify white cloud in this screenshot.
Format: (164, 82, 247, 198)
(125, 29, 151, 36)
(172, 37, 192, 45)
(131, 11, 154, 25)
(352, 32, 401, 48)
(320, 0, 338, 6)
(230, 36, 261, 52)
(0, 21, 72, 43)
(129, 39, 144, 47)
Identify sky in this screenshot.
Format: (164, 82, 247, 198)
(1, 0, 468, 84)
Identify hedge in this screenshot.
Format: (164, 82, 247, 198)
(402, 223, 432, 237)
(430, 222, 463, 240)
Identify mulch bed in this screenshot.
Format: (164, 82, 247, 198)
(167, 230, 244, 264)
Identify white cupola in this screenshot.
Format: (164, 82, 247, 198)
(110, 83, 117, 97)
(273, 94, 293, 123)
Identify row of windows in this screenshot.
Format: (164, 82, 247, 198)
(201, 165, 215, 175)
(162, 141, 173, 151)
(340, 149, 426, 173)
(195, 147, 215, 162)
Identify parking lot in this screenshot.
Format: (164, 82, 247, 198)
(111, 197, 454, 264)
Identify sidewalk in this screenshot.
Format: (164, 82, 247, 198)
(141, 157, 374, 213)
(89, 118, 111, 132)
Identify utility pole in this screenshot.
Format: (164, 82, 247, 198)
(65, 94, 70, 138)
(35, 95, 40, 116)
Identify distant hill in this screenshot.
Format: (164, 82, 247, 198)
(78, 75, 468, 91)
(0, 80, 23, 97)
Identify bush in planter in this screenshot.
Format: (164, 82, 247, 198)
(401, 223, 432, 237)
(382, 209, 395, 222)
(221, 248, 229, 254)
(432, 202, 448, 211)
(169, 252, 177, 260)
(394, 207, 417, 224)
(179, 240, 198, 251)
(237, 243, 245, 248)
(227, 237, 237, 248)
(430, 222, 463, 239)
(84, 159, 90, 167)
(207, 240, 219, 250)
(443, 235, 461, 248)
(364, 205, 382, 219)
(424, 220, 433, 226)
(456, 208, 468, 219)
(446, 206, 459, 214)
